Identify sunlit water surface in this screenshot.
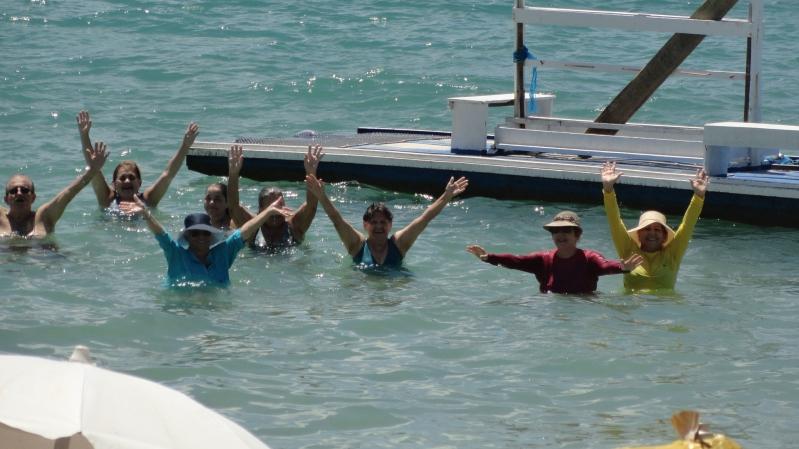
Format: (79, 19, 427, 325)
(2, 1, 798, 448)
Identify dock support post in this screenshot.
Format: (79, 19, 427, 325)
(514, 0, 526, 124)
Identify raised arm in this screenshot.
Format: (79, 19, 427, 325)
(601, 161, 622, 194)
(118, 195, 165, 235)
(238, 198, 293, 242)
(289, 144, 324, 241)
(226, 145, 256, 229)
(668, 169, 709, 256)
(600, 162, 635, 257)
(76, 111, 113, 207)
(305, 174, 364, 255)
(690, 168, 709, 199)
(142, 122, 199, 207)
(394, 176, 468, 255)
(38, 142, 109, 232)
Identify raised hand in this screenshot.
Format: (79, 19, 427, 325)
(466, 244, 488, 261)
(264, 197, 294, 220)
(304, 144, 324, 176)
(228, 144, 243, 176)
(444, 176, 469, 200)
(304, 174, 325, 199)
(601, 161, 622, 192)
(621, 253, 644, 271)
(76, 111, 92, 136)
(118, 194, 147, 216)
(181, 122, 200, 148)
(690, 168, 709, 198)
(85, 142, 109, 172)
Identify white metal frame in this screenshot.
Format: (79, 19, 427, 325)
(514, 0, 764, 121)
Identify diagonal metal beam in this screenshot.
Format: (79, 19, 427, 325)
(588, 0, 739, 135)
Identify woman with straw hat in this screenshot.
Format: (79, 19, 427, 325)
(466, 210, 642, 294)
(600, 161, 709, 291)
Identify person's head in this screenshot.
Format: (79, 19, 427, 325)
(258, 187, 287, 228)
(112, 161, 143, 201)
(542, 210, 582, 252)
(628, 210, 675, 252)
(178, 213, 224, 252)
(4, 174, 36, 209)
(204, 183, 229, 223)
(362, 202, 394, 239)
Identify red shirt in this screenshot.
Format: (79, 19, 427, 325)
(485, 248, 624, 294)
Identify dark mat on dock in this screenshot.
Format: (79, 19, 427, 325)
(235, 131, 449, 148)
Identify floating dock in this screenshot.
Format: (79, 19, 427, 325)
(186, 130, 799, 227)
(187, 0, 799, 228)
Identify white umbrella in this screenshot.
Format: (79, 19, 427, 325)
(0, 347, 270, 449)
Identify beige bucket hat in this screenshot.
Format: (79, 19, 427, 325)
(627, 210, 675, 247)
(542, 211, 582, 231)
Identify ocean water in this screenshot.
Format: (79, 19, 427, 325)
(2, 1, 798, 449)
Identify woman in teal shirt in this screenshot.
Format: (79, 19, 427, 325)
(121, 196, 289, 286)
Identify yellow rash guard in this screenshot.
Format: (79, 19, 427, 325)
(619, 433, 742, 449)
(603, 190, 704, 292)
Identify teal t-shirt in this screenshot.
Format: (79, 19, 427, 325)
(155, 229, 245, 287)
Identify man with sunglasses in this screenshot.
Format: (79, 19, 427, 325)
(1, 143, 108, 238)
(466, 211, 642, 294)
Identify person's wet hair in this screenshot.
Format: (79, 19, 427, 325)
(258, 186, 282, 210)
(207, 182, 228, 200)
(6, 174, 35, 195)
(363, 202, 393, 222)
(112, 160, 142, 182)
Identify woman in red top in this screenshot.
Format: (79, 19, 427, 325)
(466, 211, 642, 294)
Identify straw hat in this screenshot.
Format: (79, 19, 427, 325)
(542, 210, 582, 230)
(177, 213, 225, 248)
(627, 210, 675, 247)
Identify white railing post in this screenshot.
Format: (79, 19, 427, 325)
(747, 0, 763, 122)
(514, 0, 526, 121)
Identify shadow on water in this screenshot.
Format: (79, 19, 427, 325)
(482, 289, 685, 314)
(0, 237, 65, 269)
(155, 286, 234, 315)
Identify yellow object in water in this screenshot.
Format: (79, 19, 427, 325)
(620, 411, 742, 449)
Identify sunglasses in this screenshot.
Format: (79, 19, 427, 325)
(6, 186, 31, 195)
(187, 230, 212, 238)
(116, 174, 139, 183)
(547, 227, 574, 234)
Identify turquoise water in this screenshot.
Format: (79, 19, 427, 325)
(2, 1, 798, 448)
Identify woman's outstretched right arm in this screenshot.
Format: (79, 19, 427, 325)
(227, 145, 256, 229)
(305, 174, 364, 255)
(76, 111, 113, 207)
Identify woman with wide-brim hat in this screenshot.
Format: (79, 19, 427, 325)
(120, 197, 290, 287)
(600, 161, 709, 292)
(466, 210, 642, 294)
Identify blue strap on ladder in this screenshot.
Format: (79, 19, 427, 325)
(512, 45, 538, 114)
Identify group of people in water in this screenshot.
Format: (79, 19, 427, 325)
(1, 111, 709, 292)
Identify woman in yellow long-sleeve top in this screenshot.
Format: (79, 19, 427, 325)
(600, 162, 709, 292)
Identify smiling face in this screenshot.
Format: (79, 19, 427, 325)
(204, 184, 228, 222)
(548, 226, 580, 253)
(637, 223, 667, 252)
(185, 229, 213, 252)
(363, 211, 393, 240)
(112, 163, 142, 201)
(4, 175, 36, 209)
